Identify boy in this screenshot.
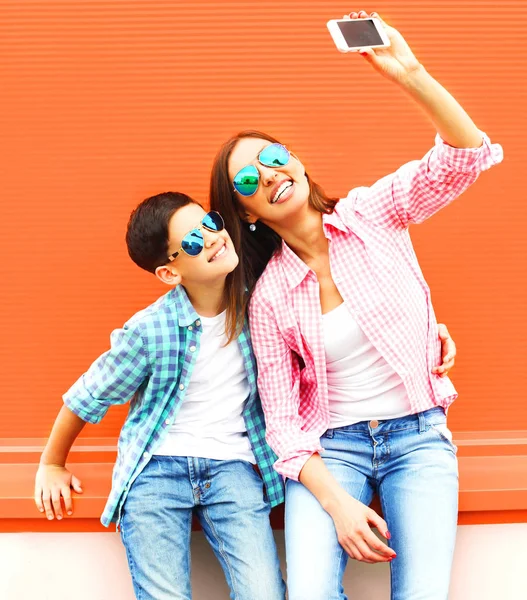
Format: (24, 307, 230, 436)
(34, 191, 286, 600)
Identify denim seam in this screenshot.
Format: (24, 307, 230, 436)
(188, 456, 196, 486)
(373, 436, 391, 470)
(334, 545, 348, 599)
(201, 505, 240, 599)
(341, 476, 368, 595)
(335, 425, 423, 435)
(120, 518, 144, 600)
(428, 424, 458, 453)
(378, 492, 395, 598)
(204, 458, 211, 494)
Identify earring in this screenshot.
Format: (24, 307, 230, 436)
(249, 223, 256, 232)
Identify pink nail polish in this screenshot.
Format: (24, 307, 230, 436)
(385, 530, 391, 539)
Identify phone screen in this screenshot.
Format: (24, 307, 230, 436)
(337, 19, 384, 48)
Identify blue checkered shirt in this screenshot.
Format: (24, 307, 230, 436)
(63, 285, 284, 528)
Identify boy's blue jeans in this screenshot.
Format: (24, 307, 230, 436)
(285, 407, 459, 600)
(120, 456, 285, 600)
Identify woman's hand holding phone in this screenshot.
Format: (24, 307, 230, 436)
(349, 11, 422, 85)
(340, 11, 483, 149)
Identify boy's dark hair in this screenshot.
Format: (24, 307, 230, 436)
(126, 191, 198, 273)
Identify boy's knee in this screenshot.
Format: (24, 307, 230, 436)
(237, 571, 285, 600)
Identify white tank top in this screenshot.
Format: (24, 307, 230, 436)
(154, 310, 255, 463)
(323, 303, 411, 428)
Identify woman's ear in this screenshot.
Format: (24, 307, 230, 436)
(237, 206, 258, 225)
(155, 265, 182, 287)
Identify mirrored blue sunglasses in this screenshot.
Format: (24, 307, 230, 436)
(233, 143, 290, 197)
(167, 211, 224, 261)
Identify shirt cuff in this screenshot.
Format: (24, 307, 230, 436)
(434, 131, 504, 174)
(273, 445, 323, 482)
(63, 376, 107, 425)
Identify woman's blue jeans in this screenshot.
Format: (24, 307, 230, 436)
(285, 407, 459, 600)
(120, 456, 285, 600)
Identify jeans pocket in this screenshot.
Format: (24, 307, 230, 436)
(429, 423, 458, 453)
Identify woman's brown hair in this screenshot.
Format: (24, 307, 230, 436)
(209, 130, 338, 343)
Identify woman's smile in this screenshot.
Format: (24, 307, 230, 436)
(270, 179, 295, 204)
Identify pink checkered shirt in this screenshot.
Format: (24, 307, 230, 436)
(248, 133, 503, 481)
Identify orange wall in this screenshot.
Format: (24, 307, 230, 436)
(0, 1, 525, 438)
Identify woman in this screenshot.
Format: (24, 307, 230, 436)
(209, 11, 503, 600)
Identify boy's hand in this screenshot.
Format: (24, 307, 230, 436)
(347, 11, 422, 84)
(34, 464, 83, 520)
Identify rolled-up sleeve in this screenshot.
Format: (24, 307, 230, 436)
(249, 295, 323, 481)
(63, 322, 150, 424)
(345, 132, 504, 229)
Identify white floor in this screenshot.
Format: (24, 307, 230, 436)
(1, 524, 526, 599)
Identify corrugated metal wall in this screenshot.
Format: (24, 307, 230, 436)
(1, 1, 525, 437)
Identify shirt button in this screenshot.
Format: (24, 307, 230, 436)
(165, 419, 171, 425)
(190, 346, 196, 352)
(195, 320, 201, 327)
(179, 384, 185, 390)
(334, 277, 342, 284)
(369, 420, 379, 429)
(188, 326, 193, 331)
(143, 451, 149, 459)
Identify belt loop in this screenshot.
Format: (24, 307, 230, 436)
(325, 428, 334, 439)
(418, 411, 427, 434)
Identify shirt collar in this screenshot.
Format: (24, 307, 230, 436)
(169, 285, 201, 327)
(279, 209, 348, 290)
(323, 207, 348, 234)
(280, 241, 310, 289)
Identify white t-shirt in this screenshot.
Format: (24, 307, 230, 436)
(154, 310, 255, 463)
(323, 302, 411, 428)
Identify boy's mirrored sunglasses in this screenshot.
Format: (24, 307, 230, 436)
(233, 143, 290, 197)
(167, 211, 225, 261)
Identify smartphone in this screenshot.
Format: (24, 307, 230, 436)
(326, 17, 390, 53)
